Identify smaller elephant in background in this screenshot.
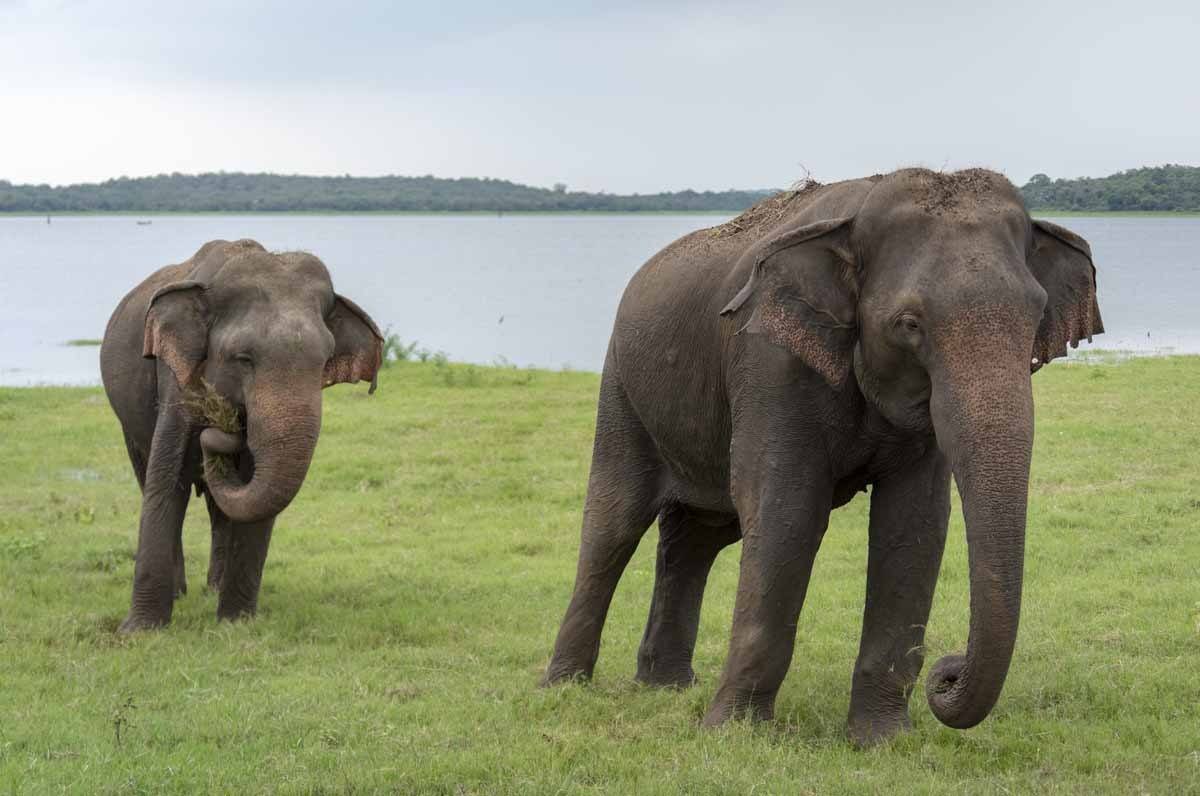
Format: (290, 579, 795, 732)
(101, 239, 383, 632)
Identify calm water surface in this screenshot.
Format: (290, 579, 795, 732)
(1, 214, 1197, 385)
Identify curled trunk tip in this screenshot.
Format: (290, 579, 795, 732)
(201, 394, 321, 524)
(926, 653, 1005, 729)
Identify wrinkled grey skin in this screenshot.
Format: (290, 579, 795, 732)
(542, 169, 1103, 746)
(101, 240, 383, 632)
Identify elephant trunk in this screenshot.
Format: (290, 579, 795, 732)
(202, 384, 322, 524)
(925, 354, 1034, 729)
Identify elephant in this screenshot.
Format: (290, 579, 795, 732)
(542, 168, 1103, 746)
(100, 239, 383, 632)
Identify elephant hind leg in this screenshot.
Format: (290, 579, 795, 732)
(543, 371, 663, 686)
(636, 506, 740, 688)
(203, 492, 232, 592)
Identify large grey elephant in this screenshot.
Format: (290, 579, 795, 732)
(101, 239, 383, 632)
(543, 169, 1102, 745)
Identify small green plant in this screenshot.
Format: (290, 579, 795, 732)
(381, 329, 421, 365)
(112, 696, 136, 748)
(82, 547, 134, 573)
(431, 353, 478, 386)
(0, 533, 47, 560)
(381, 329, 451, 367)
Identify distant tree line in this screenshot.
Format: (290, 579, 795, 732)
(0, 172, 774, 213)
(1019, 164, 1200, 212)
(2, 166, 1195, 213)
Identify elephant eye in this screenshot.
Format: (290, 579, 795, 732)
(896, 314, 922, 334)
(233, 352, 254, 366)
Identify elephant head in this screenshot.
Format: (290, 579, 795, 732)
(721, 169, 1102, 729)
(143, 239, 383, 523)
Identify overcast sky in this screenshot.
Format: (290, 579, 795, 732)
(1, 0, 1197, 192)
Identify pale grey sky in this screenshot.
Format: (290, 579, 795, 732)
(1, 0, 1196, 192)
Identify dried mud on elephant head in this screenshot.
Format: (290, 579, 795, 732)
(710, 178, 824, 239)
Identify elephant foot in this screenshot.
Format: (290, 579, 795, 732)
(847, 709, 913, 748)
(216, 604, 257, 623)
(118, 612, 168, 634)
(540, 660, 594, 688)
(701, 688, 775, 727)
(173, 577, 187, 600)
(205, 570, 224, 593)
(635, 658, 697, 689)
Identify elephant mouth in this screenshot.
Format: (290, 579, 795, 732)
(199, 425, 246, 456)
(906, 394, 933, 427)
(198, 418, 250, 484)
(853, 346, 933, 433)
(873, 386, 933, 434)
(198, 420, 252, 494)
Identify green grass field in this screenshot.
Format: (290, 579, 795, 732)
(1, 358, 1198, 794)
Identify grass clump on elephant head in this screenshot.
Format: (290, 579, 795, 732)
(181, 379, 242, 476)
(710, 177, 823, 239)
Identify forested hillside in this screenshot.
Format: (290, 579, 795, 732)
(1019, 164, 1200, 211)
(0, 173, 771, 213)
(2, 165, 1196, 212)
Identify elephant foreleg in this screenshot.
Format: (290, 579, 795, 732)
(216, 516, 274, 621)
(703, 455, 833, 726)
(847, 445, 951, 747)
(120, 407, 192, 632)
(636, 506, 740, 688)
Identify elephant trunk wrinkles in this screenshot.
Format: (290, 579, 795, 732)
(203, 385, 322, 524)
(925, 353, 1034, 730)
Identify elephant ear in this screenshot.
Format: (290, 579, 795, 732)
(143, 280, 209, 388)
(720, 216, 858, 386)
(323, 294, 385, 393)
(1027, 219, 1104, 372)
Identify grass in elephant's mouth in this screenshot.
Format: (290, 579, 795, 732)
(181, 379, 241, 476)
(0, 357, 1198, 794)
(181, 379, 241, 434)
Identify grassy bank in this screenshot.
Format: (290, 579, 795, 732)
(1, 358, 1198, 793)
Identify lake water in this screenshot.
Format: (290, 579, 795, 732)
(1, 213, 1198, 385)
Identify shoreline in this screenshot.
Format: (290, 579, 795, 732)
(2, 210, 1198, 218)
(4, 350, 1199, 389)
